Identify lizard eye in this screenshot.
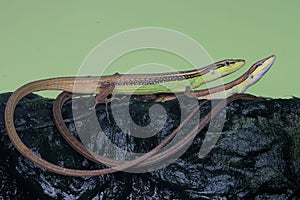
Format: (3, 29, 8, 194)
(225, 61, 230, 67)
(248, 74, 254, 79)
(256, 63, 262, 67)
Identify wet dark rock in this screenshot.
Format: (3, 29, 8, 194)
(0, 92, 300, 199)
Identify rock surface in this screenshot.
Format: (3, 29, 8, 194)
(0, 92, 300, 199)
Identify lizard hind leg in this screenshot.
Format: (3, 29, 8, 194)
(94, 84, 116, 123)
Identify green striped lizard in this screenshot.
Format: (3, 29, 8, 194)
(4, 55, 275, 176)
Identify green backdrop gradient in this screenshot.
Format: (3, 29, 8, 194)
(1, 1, 299, 98)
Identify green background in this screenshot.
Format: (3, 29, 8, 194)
(1, 1, 299, 98)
